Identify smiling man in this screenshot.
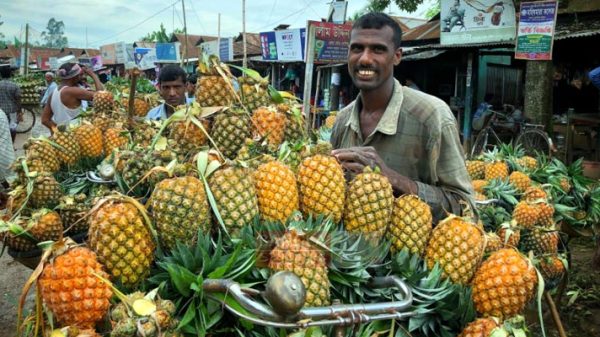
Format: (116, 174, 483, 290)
(330, 12, 473, 222)
(146, 64, 188, 120)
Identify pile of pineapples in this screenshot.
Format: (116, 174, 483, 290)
(4, 56, 598, 337)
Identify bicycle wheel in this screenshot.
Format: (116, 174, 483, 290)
(470, 130, 489, 158)
(15, 107, 36, 134)
(515, 129, 551, 157)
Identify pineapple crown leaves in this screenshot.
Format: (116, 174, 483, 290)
(195, 150, 230, 238)
(482, 178, 519, 206)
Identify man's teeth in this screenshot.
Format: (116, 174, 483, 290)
(358, 70, 374, 76)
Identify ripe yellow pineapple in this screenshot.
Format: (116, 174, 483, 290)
(484, 160, 509, 180)
(196, 55, 235, 107)
(558, 176, 571, 193)
(536, 202, 555, 227)
(90, 113, 113, 133)
(466, 160, 486, 180)
(211, 109, 252, 159)
(538, 254, 566, 288)
(515, 155, 538, 170)
(103, 127, 129, 155)
(472, 248, 537, 319)
(520, 228, 559, 255)
(472, 179, 488, 193)
(38, 240, 113, 328)
(387, 194, 432, 255)
(4, 209, 63, 252)
(508, 171, 531, 193)
(268, 229, 330, 306)
(254, 161, 299, 223)
(58, 193, 90, 235)
(208, 165, 259, 237)
(150, 176, 210, 250)
(93, 90, 114, 113)
(475, 191, 487, 201)
(121, 96, 151, 117)
(484, 232, 503, 254)
(88, 198, 155, 287)
(30, 173, 63, 208)
(297, 155, 345, 223)
(252, 106, 288, 146)
(457, 318, 499, 337)
(167, 120, 210, 160)
(497, 222, 520, 247)
(50, 128, 81, 166)
(512, 201, 538, 228)
(523, 186, 547, 202)
(324, 112, 337, 129)
(74, 124, 104, 158)
(424, 215, 484, 284)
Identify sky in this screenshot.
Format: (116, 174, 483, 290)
(0, 0, 435, 49)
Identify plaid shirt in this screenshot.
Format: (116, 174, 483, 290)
(331, 80, 474, 222)
(0, 108, 15, 181)
(0, 79, 21, 121)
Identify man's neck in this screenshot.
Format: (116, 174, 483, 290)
(360, 78, 395, 115)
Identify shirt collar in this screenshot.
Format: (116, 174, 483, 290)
(345, 79, 404, 136)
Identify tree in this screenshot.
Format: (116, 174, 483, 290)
(140, 23, 172, 43)
(41, 18, 68, 48)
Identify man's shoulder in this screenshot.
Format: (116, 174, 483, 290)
(402, 87, 456, 126)
(146, 104, 164, 120)
(336, 100, 355, 125)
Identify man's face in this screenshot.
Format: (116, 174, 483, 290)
(45, 75, 53, 83)
(348, 26, 401, 92)
(186, 82, 196, 95)
(160, 78, 186, 106)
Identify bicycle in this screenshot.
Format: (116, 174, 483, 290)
(14, 105, 37, 134)
(470, 110, 554, 158)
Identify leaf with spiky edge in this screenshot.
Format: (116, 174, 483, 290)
(478, 204, 512, 232)
(481, 178, 519, 207)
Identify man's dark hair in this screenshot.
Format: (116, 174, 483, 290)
(352, 12, 403, 49)
(187, 73, 198, 85)
(0, 65, 12, 79)
(159, 64, 187, 84)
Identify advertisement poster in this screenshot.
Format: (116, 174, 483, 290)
(260, 31, 278, 61)
(115, 42, 134, 64)
(440, 0, 517, 45)
(308, 21, 352, 64)
(200, 38, 233, 61)
(134, 48, 157, 70)
(91, 55, 103, 70)
(155, 43, 180, 62)
(515, 1, 558, 60)
(100, 43, 116, 64)
(275, 29, 304, 61)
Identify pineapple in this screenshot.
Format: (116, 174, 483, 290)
(523, 186, 547, 202)
(23, 138, 60, 173)
(472, 180, 488, 193)
(520, 228, 559, 255)
(4, 209, 63, 252)
(211, 109, 252, 159)
(88, 198, 155, 287)
(90, 113, 113, 133)
(512, 201, 538, 229)
(103, 127, 129, 155)
(324, 112, 337, 129)
(472, 248, 537, 319)
(252, 106, 288, 147)
(150, 176, 210, 250)
(536, 202, 555, 227)
(538, 254, 566, 289)
(254, 161, 299, 223)
(281, 103, 307, 143)
(515, 155, 538, 171)
(484, 232, 503, 254)
(122, 96, 151, 117)
(268, 229, 330, 306)
(58, 194, 90, 235)
(195, 55, 235, 107)
(475, 191, 487, 201)
(30, 173, 63, 208)
(239, 76, 270, 111)
(74, 124, 104, 158)
(484, 160, 509, 180)
(497, 222, 520, 247)
(466, 160, 486, 180)
(120, 149, 150, 194)
(297, 155, 345, 223)
(424, 215, 484, 284)
(167, 119, 210, 160)
(132, 120, 159, 148)
(457, 318, 499, 337)
(93, 90, 115, 113)
(38, 240, 113, 328)
(208, 165, 259, 237)
(50, 128, 81, 166)
(387, 194, 432, 255)
(558, 176, 571, 193)
(508, 171, 531, 193)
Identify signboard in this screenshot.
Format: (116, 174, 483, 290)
(200, 38, 233, 61)
(275, 29, 304, 61)
(38, 56, 51, 70)
(156, 42, 181, 62)
(308, 21, 352, 64)
(260, 31, 278, 61)
(440, 0, 517, 45)
(134, 47, 158, 70)
(328, 1, 348, 24)
(515, 1, 558, 60)
(91, 55, 103, 71)
(100, 43, 116, 64)
(49, 57, 59, 70)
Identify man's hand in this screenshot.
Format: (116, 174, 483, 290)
(331, 146, 387, 174)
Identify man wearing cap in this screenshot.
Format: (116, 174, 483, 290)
(41, 62, 104, 131)
(40, 71, 57, 108)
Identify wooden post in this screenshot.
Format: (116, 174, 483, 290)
(303, 23, 316, 133)
(462, 52, 474, 152)
(312, 68, 322, 130)
(242, 0, 247, 68)
(544, 292, 567, 337)
(23, 23, 29, 76)
(181, 0, 188, 68)
(128, 68, 141, 123)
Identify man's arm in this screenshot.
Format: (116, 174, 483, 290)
(83, 66, 104, 91)
(41, 94, 57, 131)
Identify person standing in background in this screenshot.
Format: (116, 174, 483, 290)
(0, 107, 15, 193)
(0, 65, 22, 141)
(186, 73, 197, 104)
(40, 72, 57, 108)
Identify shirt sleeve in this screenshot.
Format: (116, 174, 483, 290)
(416, 123, 475, 223)
(590, 66, 600, 89)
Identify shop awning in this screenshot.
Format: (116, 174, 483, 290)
(402, 49, 446, 61)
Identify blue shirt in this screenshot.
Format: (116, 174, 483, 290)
(41, 82, 57, 106)
(590, 66, 600, 89)
(473, 102, 492, 119)
(146, 103, 168, 120)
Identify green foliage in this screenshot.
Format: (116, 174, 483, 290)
(140, 23, 172, 43)
(41, 18, 68, 48)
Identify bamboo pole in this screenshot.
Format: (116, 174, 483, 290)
(544, 291, 567, 337)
